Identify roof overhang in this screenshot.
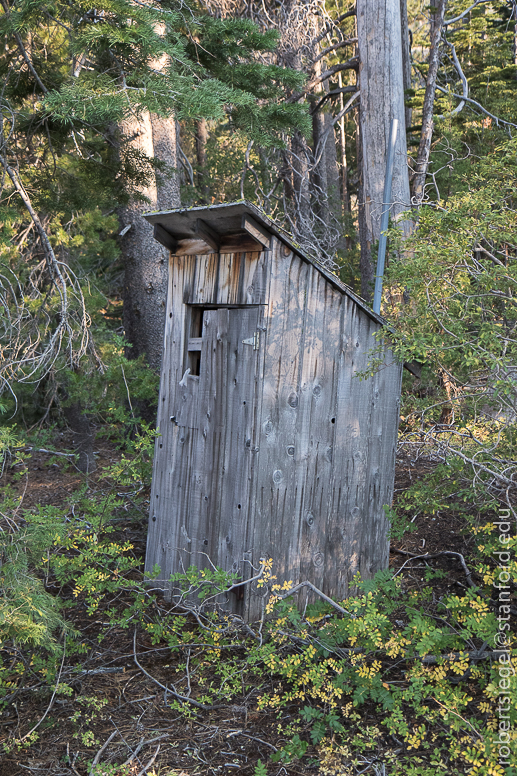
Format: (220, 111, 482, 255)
(143, 200, 420, 375)
(143, 200, 388, 323)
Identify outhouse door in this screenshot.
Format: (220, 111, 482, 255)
(171, 305, 262, 585)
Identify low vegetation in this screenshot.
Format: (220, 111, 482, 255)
(0, 404, 515, 776)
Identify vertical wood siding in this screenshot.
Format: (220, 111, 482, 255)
(247, 238, 402, 619)
(145, 238, 402, 621)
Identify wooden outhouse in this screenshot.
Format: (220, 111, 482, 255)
(143, 201, 403, 620)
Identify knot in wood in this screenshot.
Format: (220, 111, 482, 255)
(287, 392, 299, 408)
(272, 469, 283, 484)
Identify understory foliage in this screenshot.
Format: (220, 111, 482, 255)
(0, 418, 516, 775)
(379, 136, 517, 516)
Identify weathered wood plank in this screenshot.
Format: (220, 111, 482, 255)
(182, 251, 269, 306)
(327, 299, 377, 598)
(242, 215, 272, 249)
(241, 251, 269, 305)
(216, 307, 260, 611)
(248, 240, 310, 617)
(190, 254, 219, 304)
(188, 337, 202, 351)
(174, 373, 200, 429)
(357, 326, 402, 578)
(196, 218, 220, 252)
(176, 238, 214, 256)
(145, 254, 197, 591)
(220, 233, 262, 252)
(154, 223, 177, 252)
(295, 270, 343, 598)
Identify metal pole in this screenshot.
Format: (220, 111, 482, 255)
(373, 118, 398, 315)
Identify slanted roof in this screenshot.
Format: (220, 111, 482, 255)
(144, 200, 420, 377)
(143, 200, 386, 327)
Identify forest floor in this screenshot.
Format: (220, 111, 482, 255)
(0, 432, 480, 776)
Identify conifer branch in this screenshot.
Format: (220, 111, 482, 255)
(0, 0, 48, 94)
(444, 0, 492, 26)
(435, 86, 517, 129)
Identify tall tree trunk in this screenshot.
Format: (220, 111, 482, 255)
(338, 72, 351, 218)
(119, 113, 180, 372)
(322, 95, 341, 219)
(195, 118, 209, 203)
(356, 0, 411, 302)
(400, 0, 413, 131)
(411, 0, 446, 206)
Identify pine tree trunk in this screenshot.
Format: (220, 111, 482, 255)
(356, 0, 411, 302)
(195, 118, 209, 203)
(119, 113, 180, 372)
(400, 0, 413, 131)
(411, 0, 446, 206)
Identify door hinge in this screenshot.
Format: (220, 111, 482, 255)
(242, 330, 260, 350)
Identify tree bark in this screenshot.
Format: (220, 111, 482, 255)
(338, 72, 351, 218)
(356, 0, 411, 302)
(400, 0, 413, 131)
(195, 118, 209, 203)
(411, 0, 446, 206)
(62, 401, 96, 473)
(119, 113, 180, 372)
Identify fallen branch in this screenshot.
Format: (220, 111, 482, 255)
(270, 580, 353, 616)
(132, 630, 225, 711)
(89, 731, 118, 776)
(136, 745, 161, 776)
(122, 735, 170, 767)
(391, 548, 476, 588)
(18, 636, 66, 743)
(277, 629, 494, 665)
(227, 730, 278, 752)
(22, 446, 76, 459)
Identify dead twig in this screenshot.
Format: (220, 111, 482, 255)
(18, 636, 66, 743)
(132, 630, 225, 711)
(227, 730, 278, 752)
(88, 730, 118, 776)
(270, 580, 353, 616)
(136, 743, 161, 776)
(392, 548, 476, 588)
(121, 734, 170, 767)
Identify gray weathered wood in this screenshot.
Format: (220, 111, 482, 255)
(154, 223, 178, 253)
(242, 215, 272, 249)
(356, 0, 411, 297)
(196, 218, 221, 252)
(145, 210, 403, 621)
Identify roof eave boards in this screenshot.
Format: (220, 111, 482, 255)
(143, 200, 420, 375)
(143, 200, 387, 325)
